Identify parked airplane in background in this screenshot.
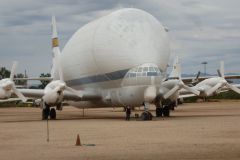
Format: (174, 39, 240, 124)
(179, 61, 240, 100)
(192, 61, 240, 98)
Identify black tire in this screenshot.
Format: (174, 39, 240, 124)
(50, 108, 56, 120)
(42, 107, 50, 120)
(140, 111, 153, 121)
(140, 112, 147, 120)
(147, 111, 153, 120)
(156, 107, 163, 117)
(163, 105, 170, 117)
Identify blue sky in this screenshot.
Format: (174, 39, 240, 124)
(0, 0, 240, 77)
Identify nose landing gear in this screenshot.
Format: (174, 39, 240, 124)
(140, 102, 153, 121)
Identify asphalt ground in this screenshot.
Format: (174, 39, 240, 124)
(0, 100, 240, 160)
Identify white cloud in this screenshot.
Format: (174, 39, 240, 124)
(0, 0, 239, 76)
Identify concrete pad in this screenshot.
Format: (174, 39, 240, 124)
(0, 100, 240, 160)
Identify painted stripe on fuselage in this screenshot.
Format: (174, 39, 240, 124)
(66, 69, 129, 86)
(66, 68, 163, 88)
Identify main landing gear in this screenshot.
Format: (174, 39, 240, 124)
(140, 102, 153, 121)
(156, 105, 170, 117)
(155, 99, 171, 117)
(42, 103, 57, 120)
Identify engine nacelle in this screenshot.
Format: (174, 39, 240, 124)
(0, 88, 11, 99)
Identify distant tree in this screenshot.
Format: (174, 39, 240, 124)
(14, 73, 27, 85)
(0, 67, 10, 79)
(38, 73, 51, 89)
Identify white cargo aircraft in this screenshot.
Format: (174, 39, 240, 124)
(5, 8, 200, 120)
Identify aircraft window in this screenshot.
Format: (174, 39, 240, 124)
(149, 67, 155, 72)
(143, 67, 148, 72)
(147, 72, 157, 76)
(138, 67, 143, 72)
(137, 73, 142, 76)
(129, 73, 136, 77)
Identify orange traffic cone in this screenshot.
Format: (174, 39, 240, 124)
(76, 134, 81, 146)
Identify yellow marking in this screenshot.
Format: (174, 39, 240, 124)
(52, 38, 59, 47)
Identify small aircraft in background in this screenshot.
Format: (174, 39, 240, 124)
(192, 61, 240, 98)
(180, 61, 240, 101)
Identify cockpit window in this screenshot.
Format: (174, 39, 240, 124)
(137, 67, 143, 72)
(149, 67, 155, 72)
(143, 67, 148, 72)
(129, 73, 136, 77)
(125, 64, 162, 78)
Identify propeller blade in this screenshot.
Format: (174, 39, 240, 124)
(51, 15, 64, 82)
(206, 82, 223, 96)
(196, 71, 201, 79)
(12, 86, 27, 102)
(226, 83, 240, 94)
(10, 61, 18, 80)
(217, 69, 222, 77)
(163, 85, 180, 99)
(182, 84, 200, 95)
(65, 86, 83, 98)
(55, 51, 64, 81)
(220, 61, 224, 78)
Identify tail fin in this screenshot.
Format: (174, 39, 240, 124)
(220, 61, 224, 78)
(10, 61, 18, 81)
(169, 56, 181, 79)
(51, 16, 62, 80)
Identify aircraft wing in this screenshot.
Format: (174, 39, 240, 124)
(181, 75, 240, 84)
(179, 94, 196, 99)
(14, 77, 53, 81)
(18, 89, 102, 101)
(0, 98, 22, 103)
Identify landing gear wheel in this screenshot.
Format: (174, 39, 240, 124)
(163, 105, 170, 117)
(42, 107, 50, 120)
(140, 111, 153, 121)
(156, 107, 163, 117)
(50, 108, 56, 120)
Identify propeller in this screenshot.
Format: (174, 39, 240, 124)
(163, 79, 200, 99)
(42, 15, 82, 105)
(163, 85, 179, 99)
(205, 81, 225, 96)
(0, 61, 27, 102)
(52, 27, 82, 98)
(226, 83, 240, 94)
(163, 57, 200, 99)
(191, 71, 201, 85)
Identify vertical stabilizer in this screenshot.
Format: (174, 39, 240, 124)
(169, 56, 181, 79)
(220, 61, 224, 78)
(10, 61, 18, 81)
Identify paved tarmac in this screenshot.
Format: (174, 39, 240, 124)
(0, 100, 240, 160)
